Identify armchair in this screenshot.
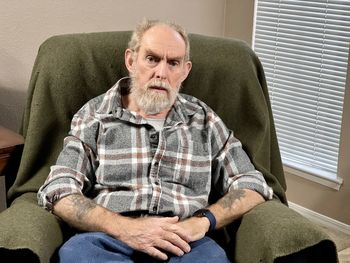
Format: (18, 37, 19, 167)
(0, 31, 338, 262)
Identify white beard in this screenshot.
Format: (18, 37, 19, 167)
(129, 76, 180, 115)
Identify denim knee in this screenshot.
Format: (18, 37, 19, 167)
(58, 232, 134, 263)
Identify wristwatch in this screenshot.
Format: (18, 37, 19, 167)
(193, 209, 216, 233)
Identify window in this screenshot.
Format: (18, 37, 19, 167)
(253, 0, 350, 187)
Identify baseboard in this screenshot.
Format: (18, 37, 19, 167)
(288, 202, 350, 236)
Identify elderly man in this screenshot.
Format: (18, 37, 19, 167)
(38, 19, 273, 263)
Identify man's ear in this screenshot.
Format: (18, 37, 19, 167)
(125, 49, 135, 72)
(181, 61, 192, 82)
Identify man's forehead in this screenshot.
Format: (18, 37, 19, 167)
(140, 46, 186, 61)
(139, 25, 187, 57)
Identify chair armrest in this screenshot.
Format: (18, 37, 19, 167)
(232, 201, 338, 262)
(0, 193, 72, 262)
(0, 126, 24, 210)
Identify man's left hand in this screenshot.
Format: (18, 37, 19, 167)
(176, 216, 210, 242)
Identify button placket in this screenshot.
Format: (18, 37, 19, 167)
(149, 130, 159, 156)
(149, 130, 163, 215)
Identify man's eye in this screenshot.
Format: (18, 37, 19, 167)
(169, 60, 180, 67)
(146, 56, 158, 64)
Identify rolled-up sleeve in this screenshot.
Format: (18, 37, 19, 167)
(37, 107, 99, 211)
(210, 115, 273, 200)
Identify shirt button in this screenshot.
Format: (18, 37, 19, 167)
(150, 133, 159, 143)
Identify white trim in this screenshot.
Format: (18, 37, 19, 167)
(289, 202, 350, 236)
(284, 165, 343, 191)
(252, 0, 258, 48)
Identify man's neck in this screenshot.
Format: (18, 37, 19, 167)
(121, 94, 170, 119)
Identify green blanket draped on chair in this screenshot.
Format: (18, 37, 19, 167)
(0, 31, 337, 262)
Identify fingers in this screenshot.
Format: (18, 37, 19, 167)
(160, 229, 191, 255)
(143, 232, 190, 260)
(162, 217, 190, 236)
(170, 225, 192, 243)
(146, 247, 169, 261)
(174, 217, 209, 242)
(146, 217, 190, 255)
(155, 239, 185, 259)
(117, 216, 192, 260)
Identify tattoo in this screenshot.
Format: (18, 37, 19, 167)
(68, 194, 97, 220)
(219, 189, 246, 209)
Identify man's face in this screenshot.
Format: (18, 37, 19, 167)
(125, 25, 192, 115)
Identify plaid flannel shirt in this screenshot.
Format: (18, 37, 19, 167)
(38, 77, 273, 219)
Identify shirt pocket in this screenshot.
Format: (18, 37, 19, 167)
(166, 140, 211, 191)
(180, 140, 209, 155)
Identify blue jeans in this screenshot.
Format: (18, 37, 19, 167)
(59, 232, 231, 263)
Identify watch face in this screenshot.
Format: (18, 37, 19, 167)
(194, 209, 209, 217)
(193, 209, 216, 233)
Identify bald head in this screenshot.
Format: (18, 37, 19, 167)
(128, 19, 190, 61)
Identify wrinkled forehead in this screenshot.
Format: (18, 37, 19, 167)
(139, 25, 187, 59)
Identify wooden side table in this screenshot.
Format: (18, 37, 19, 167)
(0, 126, 24, 212)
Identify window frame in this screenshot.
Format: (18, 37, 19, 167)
(252, 0, 350, 190)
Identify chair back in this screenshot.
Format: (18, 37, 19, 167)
(9, 31, 286, 204)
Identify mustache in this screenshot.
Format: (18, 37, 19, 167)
(146, 80, 171, 91)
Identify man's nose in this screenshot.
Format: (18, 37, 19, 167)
(155, 60, 168, 79)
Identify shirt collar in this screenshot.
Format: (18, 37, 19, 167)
(96, 77, 129, 116)
(96, 77, 202, 125)
(166, 94, 201, 126)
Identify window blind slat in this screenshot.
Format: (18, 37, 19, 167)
(266, 78, 346, 95)
(278, 139, 338, 163)
(275, 120, 340, 146)
(256, 24, 350, 41)
(263, 62, 348, 82)
(271, 91, 344, 111)
(278, 146, 338, 169)
(255, 36, 350, 54)
(277, 131, 340, 152)
(279, 149, 338, 170)
(256, 43, 349, 65)
(266, 74, 347, 94)
(274, 117, 341, 138)
(281, 152, 337, 172)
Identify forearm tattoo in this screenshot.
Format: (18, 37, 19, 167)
(218, 189, 246, 209)
(68, 194, 97, 220)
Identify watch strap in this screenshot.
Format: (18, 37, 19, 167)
(194, 209, 216, 233)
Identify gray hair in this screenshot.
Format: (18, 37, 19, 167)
(128, 18, 190, 61)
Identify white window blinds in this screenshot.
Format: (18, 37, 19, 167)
(253, 0, 350, 182)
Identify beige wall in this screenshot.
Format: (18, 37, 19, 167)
(0, 0, 226, 131)
(224, 0, 255, 46)
(1, 0, 350, 225)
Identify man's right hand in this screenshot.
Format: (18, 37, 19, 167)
(112, 216, 191, 261)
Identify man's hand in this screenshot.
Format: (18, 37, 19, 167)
(176, 216, 210, 242)
(114, 216, 191, 261)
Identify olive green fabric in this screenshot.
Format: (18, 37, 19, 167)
(0, 31, 337, 262)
